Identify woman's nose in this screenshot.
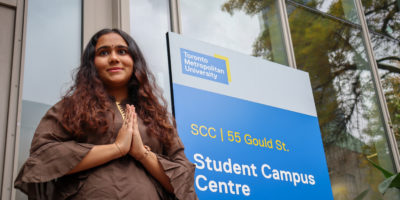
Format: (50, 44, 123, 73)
(109, 51, 120, 64)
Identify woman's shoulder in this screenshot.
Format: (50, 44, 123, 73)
(35, 99, 66, 125)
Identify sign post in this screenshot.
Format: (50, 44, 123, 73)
(167, 32, 333, 199)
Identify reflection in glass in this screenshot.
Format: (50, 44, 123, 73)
(362, 0, 399, 39)
(17, 0, 81, 199)
(130, 0, 172, 109)
(181, 0, 288, 65)
(286, 1, 399, 199)
(290, 0, 359, 24)
(362, 0, 400, 152)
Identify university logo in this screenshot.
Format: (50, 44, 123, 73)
(180, 48, 231, 84)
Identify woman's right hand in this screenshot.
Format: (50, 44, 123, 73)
(114, 104, 133, 156)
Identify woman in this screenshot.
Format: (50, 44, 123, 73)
(15, 29, 198, 200)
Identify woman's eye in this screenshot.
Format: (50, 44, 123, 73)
(98, 51, 109, 56)
(118, 49, 128, 54)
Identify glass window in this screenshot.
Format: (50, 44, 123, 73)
(181, 0, 288, 65)
(17, 0, 81, 199)
(286, 0, 399, 199)
(130, 0, 172, 109)
(290, 0, 359, 24)
(361, 0, 400, 152)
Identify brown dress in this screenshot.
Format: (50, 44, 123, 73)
(14, 100, 198, 200)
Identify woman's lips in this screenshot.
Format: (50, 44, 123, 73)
(107, 67, 123, 72)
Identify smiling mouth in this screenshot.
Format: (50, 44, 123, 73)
(107, 67, 123, 72)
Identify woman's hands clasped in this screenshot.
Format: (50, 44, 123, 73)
(114, 105, 174, 193)
(66, 104, 149, 175)
(114, 104, 147, 161)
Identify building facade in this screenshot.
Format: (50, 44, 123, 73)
(0, 0, 399, 199)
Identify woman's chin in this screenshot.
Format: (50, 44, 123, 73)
(105, 80, 129, 88)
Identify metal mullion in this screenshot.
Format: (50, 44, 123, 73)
(277, 0, 296, 68)
(354, 0, 400, 172)
(169, 0, 181, 33)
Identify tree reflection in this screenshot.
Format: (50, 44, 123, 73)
(222, 0, 282, 62)
(362, 0, 400, 140)
(223, 0, 375, 144)
(362, 0, 399, 40)
(222, 0, 399, 146)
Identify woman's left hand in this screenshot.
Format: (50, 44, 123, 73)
(127, 105, 147, 161)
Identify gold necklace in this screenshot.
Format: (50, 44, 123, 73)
(115, 101, 126, 120)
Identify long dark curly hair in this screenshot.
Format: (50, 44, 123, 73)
(61, 28, 174, 147)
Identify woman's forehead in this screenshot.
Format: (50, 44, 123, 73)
(96, 33, 128, 48)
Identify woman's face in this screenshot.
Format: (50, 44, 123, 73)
(94, 32, 134, 89)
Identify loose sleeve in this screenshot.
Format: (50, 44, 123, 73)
(156, 132, 198, 200)
(14, 102, 94, 198)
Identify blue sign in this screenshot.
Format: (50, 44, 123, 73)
(167, 32, 333, 199)
(173, 84, 332, 199)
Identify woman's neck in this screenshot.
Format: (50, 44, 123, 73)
(106, 87, 128, 102)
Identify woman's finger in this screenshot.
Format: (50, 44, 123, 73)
(132, 106, 139, 132)
(124, 105, 130, 126)
(132, 106, 136, 122)
(128, 105, 134, 127)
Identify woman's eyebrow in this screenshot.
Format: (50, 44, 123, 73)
(115, 45, 129, 49)
(96, 45, 128, 52)
(95, 46, 110, 53)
